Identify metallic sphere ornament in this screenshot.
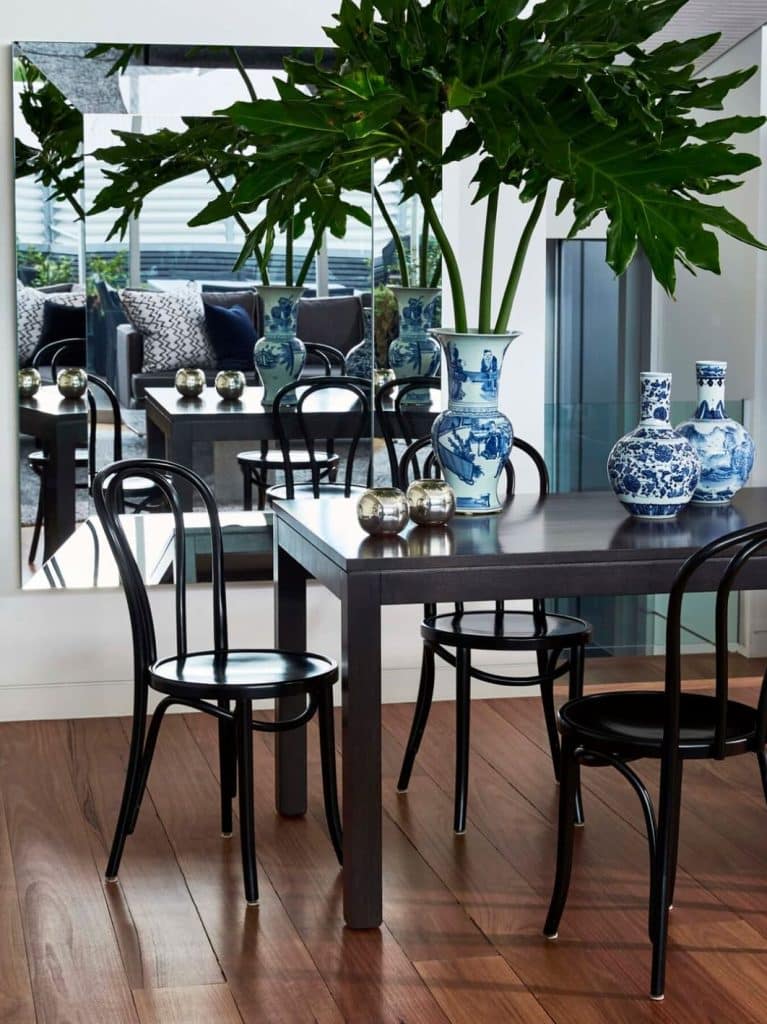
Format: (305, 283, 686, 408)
(406, 479, 456, 526)
(215, 369, 246, 400)
(175, 367, 206, 398)
(18, 367, 42, 399)
(56, 366, 88, 399)
(356, 487, 409, 536)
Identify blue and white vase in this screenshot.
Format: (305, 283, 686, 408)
(431, 331, 518, 515)
(607, 372, 700, 519)
(675, 360, 754, 505)
(388, 287, 441, 403)
(254, 285, 305, 405)
(346, 309, 374, 380)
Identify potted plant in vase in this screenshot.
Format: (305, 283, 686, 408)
(217, 0, 765, 512)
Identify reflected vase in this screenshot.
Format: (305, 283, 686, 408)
(675, 360, 754, 504)
(607, 372, 699, 519)
(254, 286, 305, 405)
(431, 330, 518, 515)
(387, 287, 441, 403)
(346, 308, 374, 380)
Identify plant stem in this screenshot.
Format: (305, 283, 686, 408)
(374, 186, 409, 286)
(210, 170, 269, 283)
(296, 199, 337, 286)
(494, 192, 545, 334)
(419, 215, 429, 288)
(478, 188, 499, 333)
(230, 47, 258, 102)
(421, 191, 467, 332)
(285, 219, 294, 286)
(429, 259, 441, 289)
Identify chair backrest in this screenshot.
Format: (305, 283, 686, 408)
(272, 376, 371, 498)
(32, 337, 87, 381)
(303, 342, 348, 376)
(664, 522, 767, 761)
(93, 459, 228, 674)
(85, 374, 124, 491)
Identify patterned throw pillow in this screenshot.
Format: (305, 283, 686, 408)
(16, 281, 86, 365)
(119, 281, 215, 372)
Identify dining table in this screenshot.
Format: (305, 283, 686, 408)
(272, 487, 767, 929)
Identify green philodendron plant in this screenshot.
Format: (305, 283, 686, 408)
(216, 0, 766, 335)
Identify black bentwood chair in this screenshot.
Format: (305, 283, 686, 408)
(377, 381, 592, 835)
(543, 522, 767, 1000)
(27, 373, 156, 564)
(92, 459, 342, 904)
(237, 343, 347, 510)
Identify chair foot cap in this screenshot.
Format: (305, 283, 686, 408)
(105, 876, 119, 884)
(246, 899, 260, 907)
(545, 932, 558, 941)
(396, 786, 408, 794)
(649, 994, 664, 1002)
(221, 832, 233, 838)
(454, 828, 467, 836)
(668, 904, 673, 911)
(574, 821, 585, 829)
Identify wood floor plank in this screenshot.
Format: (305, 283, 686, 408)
(66, 717, 223, 989)
(0, 720, 138, 1023)
(133, 983, 243, 1023)
(187, 713, 452, 1024)
(414, 955, 554, 1024)
(134, 716, 344, 1024)
(0, 788, 35, 1023)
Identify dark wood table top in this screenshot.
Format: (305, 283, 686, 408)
(144, 385, 368, 419)
(274, 488, 767, 601)
(19, 385, 87, 430)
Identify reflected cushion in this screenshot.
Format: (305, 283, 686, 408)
(38, 300, 87, 352)
(16, 281, 86, 365)
(204, 303, 257, 372)
(120, 281, 215, 372)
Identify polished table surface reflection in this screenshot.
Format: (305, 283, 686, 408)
(19, 386, 88, 560)
(272, 488, 767, 929)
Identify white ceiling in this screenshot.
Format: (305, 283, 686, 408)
(649, 0, 767, 66)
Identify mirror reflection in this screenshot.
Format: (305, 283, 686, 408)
(14, 42, 378, 586)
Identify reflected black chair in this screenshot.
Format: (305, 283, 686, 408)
(92, 458, 342, 904)
(237, 343, 347, 509)
(31, 337, 86, 381)
(544, 522, 767, 1001)
(26, 373, 156, 564)
(375, 375, 442, 488)
(264, 376, 372, 503)
(379, 393, 592, 835)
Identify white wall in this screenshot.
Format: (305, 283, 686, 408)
(1, 8, 547, 718)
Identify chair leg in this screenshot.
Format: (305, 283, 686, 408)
(317, 687, 343, 864)
(396, 644, 436, 793)
(454, 647, 471, 835)
(543, 734, 580, 938)
(242, 468, 253, 511)
(666, 761, 684, 910)
(757, 748, 767, 807)
(126, 697, 174, 835)
(28, 478, 45, 564)
(649, 758, 683, 1001)
(106, 688, 149, 880)
(538, 650, 561, 782)
(569, 645, 586, 826)
(218, 700, 236, 837)
(236, 699, 259, 905)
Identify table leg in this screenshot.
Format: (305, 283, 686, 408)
(145, 415, 166, 459)
(342, 575, 382, 929)
(42, 421, 80, 561)
(166, 426, 195, 511)
(274, 543, 308, 816)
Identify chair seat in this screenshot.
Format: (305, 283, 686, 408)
(559, 690, 758, 757)
(150, 648, 337, 701)
(238, 449, 340, 471)
(422, 609, 591, 652)
(267, 482, 368, 502)
(29, 447, 88, 469)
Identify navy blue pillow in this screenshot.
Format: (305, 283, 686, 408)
(204, 303, 257, 371)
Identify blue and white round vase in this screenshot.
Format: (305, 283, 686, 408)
(346, 339, 374, 380)
(254, 285, 305, 406)
(388, 287, 441, 403)
(607, 372, 700, 519)
(431, 330, 519, 515)
(675, 360, 754, 505)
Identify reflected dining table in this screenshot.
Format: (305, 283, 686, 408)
(272, 488, 767, 929)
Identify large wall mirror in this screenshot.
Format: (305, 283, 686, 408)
(14, 41, 387, 588)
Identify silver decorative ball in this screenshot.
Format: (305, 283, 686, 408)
(18, 367, 42, 398)
(356, 487, 409, 535)
(407, 479, 456, 526)
(56, 366, 88, 399)
(215, 370, 246, 400)
(175, 367, 206, 398)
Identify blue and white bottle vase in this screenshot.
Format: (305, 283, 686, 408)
(675, 361, 754, 504)
(607, 372, 700, 519)
(431, 331, 518, 514)
(387, 287, 441, 403)
(254, 285, 305, 406)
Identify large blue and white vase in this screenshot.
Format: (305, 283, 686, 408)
(607, 372, 700, 519)
(345, 307, 374, 380)
(675, 360, 754, 505)
(254, 285, 305, 406)
(431, 331, 518, 515)
(387, 287, 441, 403)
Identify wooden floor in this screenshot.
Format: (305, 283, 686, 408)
(1, 657, 767, 1023)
